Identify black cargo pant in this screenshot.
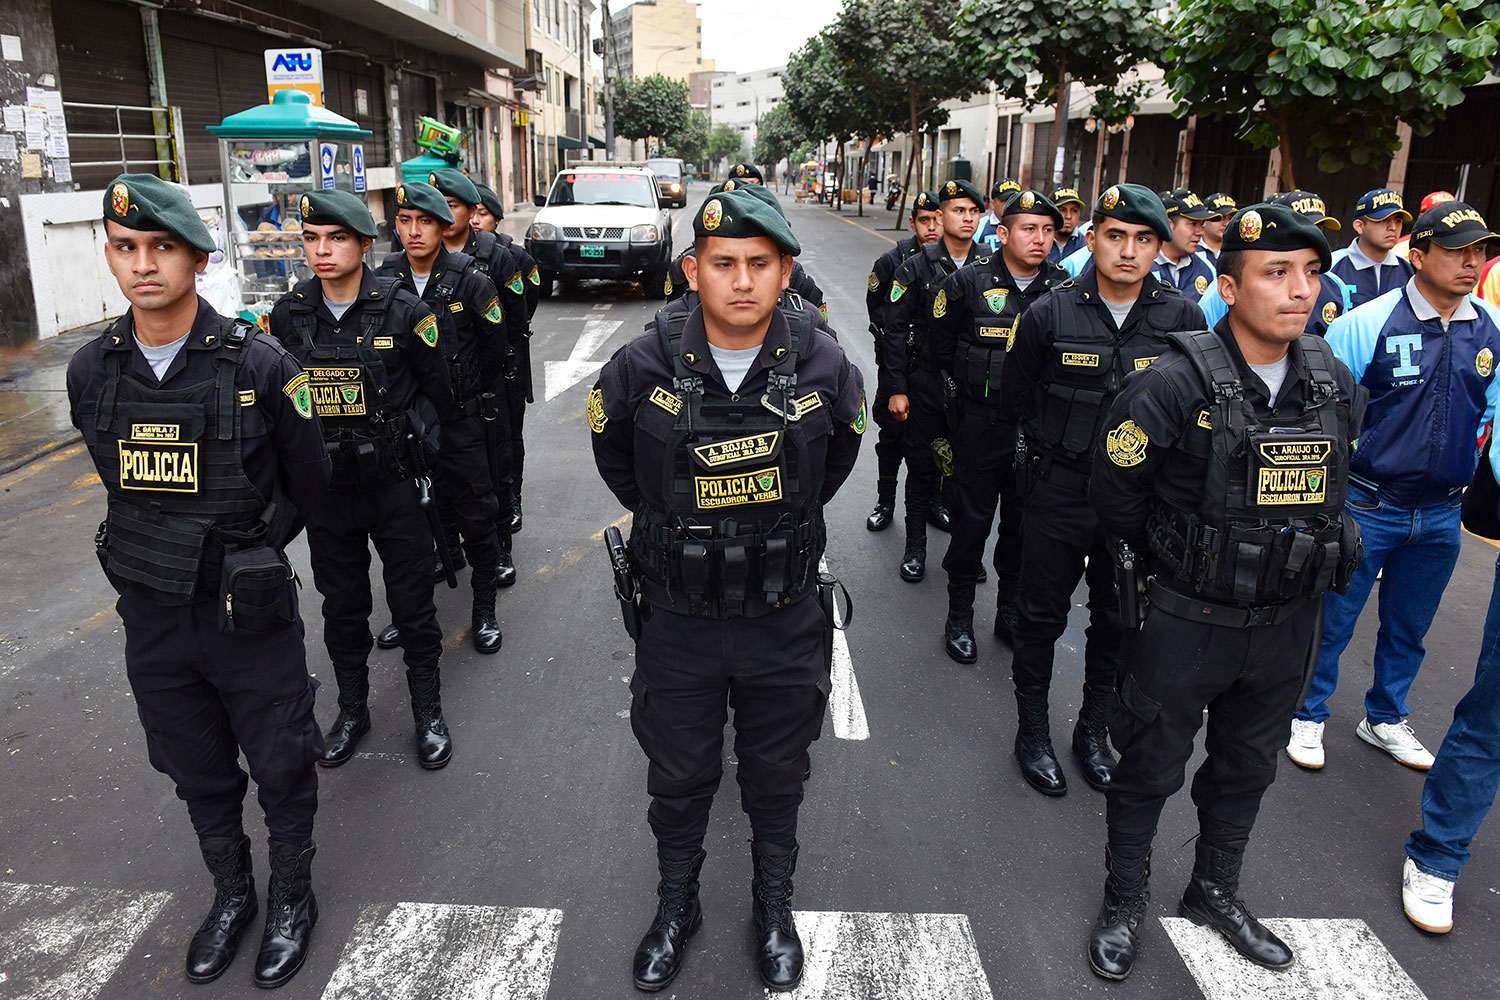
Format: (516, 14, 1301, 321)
(435, 413, 501, 571)
(900, 368, 948, 528)
(872, 345, 905, 480)
(1107, 598, 1318, 857)
(507, 344, 530, 503)
(119, 587, 320, 843)
(305, 480, 443, 712)
(630, 596, 829, 852)
(940, 403, 1023, 589)
(1009, 479, 1121, 700)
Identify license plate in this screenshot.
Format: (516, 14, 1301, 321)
(580, 244, 605, 259)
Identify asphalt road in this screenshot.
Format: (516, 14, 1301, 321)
(1, 187, 1497, 1000)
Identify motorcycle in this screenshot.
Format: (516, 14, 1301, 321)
(884, 177, 902, 211)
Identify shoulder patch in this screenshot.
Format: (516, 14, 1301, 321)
(664, 273, 674, 296)
(415, 313, 439, 348)
(485, 296, 503, 324)
(867, 272, 879, 292)
(282, 372, 313, 420)
(932, 289, 948, 319)
(889, 280, 906, 303)
(508, 273, 525, 295)
(649, 385, 683, 415)
(850, 395, 867, 434)
(238, 389, 256, 407)
(1322, 300, 1339, 326)
(588, 386, 609, 433)
(528, 266, 541, 286)
(1106, 419, 1148, 467)
(1194, 275, 1208, 295)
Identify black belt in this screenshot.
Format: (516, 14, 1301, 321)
(1034, 457, 1089, 493)
(1148, 580, 1309, 628)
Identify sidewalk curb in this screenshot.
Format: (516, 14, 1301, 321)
(0, 432, 83, 477)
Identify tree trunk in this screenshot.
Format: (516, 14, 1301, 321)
(858, 136, 872, 217)
(1051, 55, 1070, 188)
(896, 86, 919, 227)
(1276, 106, 1296, 191)
(1118, 123, 1132, 184)
(1092, 125, 1107, 203)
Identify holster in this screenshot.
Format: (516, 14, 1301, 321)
(940, 369, 960, 434)
(1114, 538, 1148, 630)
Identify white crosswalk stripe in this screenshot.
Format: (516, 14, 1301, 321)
(1161, 916, 1429, 1000)
(319, 902, 563, 1000)
(820, 557, 869, 740)
(778, 910, 994, 999)
(0, 882, 172, 1000)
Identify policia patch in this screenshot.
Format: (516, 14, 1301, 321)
(695, 468, 782, 509)
(1106, 419, 1149, 467)
(305, 367, 367, 418)
(119, 423, 198, 493)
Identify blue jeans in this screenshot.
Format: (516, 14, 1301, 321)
(1406, 555, 1500, 880)
(1297, 483, 1462, 725)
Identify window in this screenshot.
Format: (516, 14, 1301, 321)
(736, 100, 750, 107)
(713, 103, 724, 110)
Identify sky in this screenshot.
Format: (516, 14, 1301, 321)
(611, 0, 847, 74)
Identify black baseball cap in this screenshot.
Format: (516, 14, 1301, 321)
(1354, 188, 1410, 222)
(1051, 186, 1085, 207)
(1410, 201, 1499, 250)
(990, 178, 1021, 200)
(1222, 203, 1332, 273)
(1271, 190, 1341, 231)
(1205, 193, 1237, 219)
(1160, 188, 1217, 221)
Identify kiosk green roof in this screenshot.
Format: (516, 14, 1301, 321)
(208, 90, 371, 140)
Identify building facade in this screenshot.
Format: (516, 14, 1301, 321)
(607, 0, 711, 83)
(528, 0, 606, 193)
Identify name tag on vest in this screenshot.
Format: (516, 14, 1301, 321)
(306, 367, 367, 417)
(1254, 439, 1333, 506)
(1062, 352, 1100, 367)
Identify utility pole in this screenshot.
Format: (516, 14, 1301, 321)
(601, 0, 616, 160)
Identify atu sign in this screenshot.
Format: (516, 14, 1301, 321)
(264, 48, 324, 106)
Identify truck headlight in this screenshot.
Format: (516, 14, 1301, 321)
(630, 224, 661, 242)
(528, 222, 556, 241)
(670, 182, 681, 193)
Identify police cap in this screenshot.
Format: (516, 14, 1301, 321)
(1159, 188, 1217, 221)
(1205, 193, 1237, 219)
(1410, 201, 1499, 251)
(1002, 189, 1064, 227)
(938, 178, 984, 208)
(297, 190, 377, 238)
(911, 190, 940, 216)
(1095, 183, 1172, 242)
(1221, 203, 1332, 273)
(394, 181, 455, 225)
(103, 173, 216, 253)
(694, 188, 800, 256)
(1271, 190, 1340, 231)
(428, 167, 482, 206)
(730, 162, 764, 182)
(1051, 186, 1085, 207)
(990, 178, 1021, 200)
(473, 182, 505, 219)
(1354, 188, 1409, 222)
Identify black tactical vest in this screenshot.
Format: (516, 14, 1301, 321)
(286, 277, 409, 487)
(1032, 282, 1174, 475)
(630, 305, 826, 619)
(909, 244, 958, 370)
(1146, 330, 1358, 605)
(950, 265, 1025, 401)
(381, 253, 482, 413)
(89, 319, 266, 604)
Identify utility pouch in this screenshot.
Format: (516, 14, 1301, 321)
(217, 545, 295, 635)
(101, 499, 210, 604)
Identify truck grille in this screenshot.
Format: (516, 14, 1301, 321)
(563, 227, 624, 239)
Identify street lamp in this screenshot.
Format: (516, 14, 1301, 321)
(655, 45, 688, 74)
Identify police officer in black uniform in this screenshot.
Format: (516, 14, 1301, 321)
(863, 190, 940, 531)
(69, 174, 328, 988)
(882, 178, 985, 581)
(999, 184, 1204, 797)
(591, 189, 865, 993)
(372, 181, 507, 656)
(268, 190, 458, 772)
(929, 188, 1068, 662)
(1085, 203, 1365, 980)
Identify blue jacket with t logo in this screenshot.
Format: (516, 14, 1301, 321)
(1324, 280, 1500, 507)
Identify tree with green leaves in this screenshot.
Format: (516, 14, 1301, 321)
(666, 109, 711, 165)
(753, 105, 807, 182)
(955, 0, 1164, 189)
(1165, 0, 1499, 187)
(783, 30, 860, 210)
(706, 123, 746, 168)
(611, 74, 691, 145)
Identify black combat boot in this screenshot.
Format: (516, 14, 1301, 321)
(374, 624, 401, 649)
(1088, 848, 1150, 980)
(318, 667, 369, 768)
(866, 476, 897, 532)
(185, 835, 258, 984)
(993, 582, 1021, 645)
(927, 500, 953, 532)
(495, 534, 517, 588)
(1178, 840, 1294, 969)
(1072, 685, 1117, 792)
(509, 494, 523, 534)
(944, 584, 977, 664)
(751, 840, 804, 992)
(900, 518, 926, 583)
(1014, 690, 1067, 796)
(253, 840, 317, 989)
(632, 848, 706, 991)
(470, 563, 503, 654)
(407, 668, 452, 769)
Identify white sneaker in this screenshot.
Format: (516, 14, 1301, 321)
(1357, 718, 1436, 770)
(1402, 857, 1454, 933)
(1287, 719, 1326, 769)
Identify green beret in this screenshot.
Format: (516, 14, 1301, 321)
(694, 188, 799, 256)
(729, 162, 764, 182)
(428, 167, 482, 206)
(1221, 203, 1332, 273)
(296, 190, 377, 238)
(1051, 187, 1084, 207)
(937, 178, 984, 207)
(911, 190, 940, 215)
(103, 173, 216, 253)
(394, 181, 455, 225)
(473, 183, 505, 219)
(1095, 183, 1173, 242)
(1002, 189, 1063, 227)
(731, 181, 788, 220)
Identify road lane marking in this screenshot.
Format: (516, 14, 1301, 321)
(320, 902, 563, 1000)
(831, 213, 899, 246)
(777, 910, 993, 999)
(542, 318, 623, 402)
(1161, 916, 1428, 1000)
(819, 557, 868, 741)
(0, 882, 172, 1000)
(0, 443, 86, 491)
